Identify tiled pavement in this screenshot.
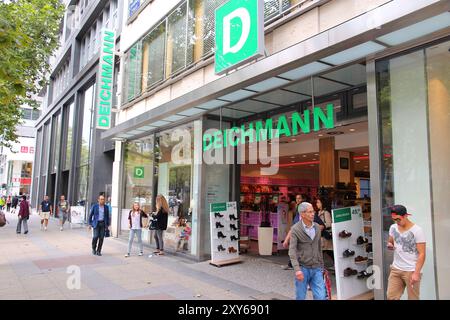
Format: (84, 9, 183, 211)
(0, 210, 300, 300)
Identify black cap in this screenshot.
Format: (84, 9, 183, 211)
(390, 205, 410, 216)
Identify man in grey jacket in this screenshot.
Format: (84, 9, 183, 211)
(289, 202, 327, 300)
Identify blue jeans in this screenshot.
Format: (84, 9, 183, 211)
(295, 266, 327, 300)
(128, 229, 143, 254)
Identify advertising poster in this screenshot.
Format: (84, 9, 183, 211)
(70, 206, 85, 224)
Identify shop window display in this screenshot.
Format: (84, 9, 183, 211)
(154, 123, 194, 253)
(123, 136, 154, 235)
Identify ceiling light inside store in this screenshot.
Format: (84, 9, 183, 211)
(356, 161, 361, 163)
(364, 153, 369, 156)
(318, 134, 323, 137)
(313, 159, 317, 161)
(291, 161, 295, 163)
(302, 155, 307, 158)
(290, 156, 295, 159)
(314, 154, 319, 156)
(349, 128, 356, 132)
(291, 138, 297, 142)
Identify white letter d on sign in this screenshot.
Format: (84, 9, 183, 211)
(223, 8, 250, 55)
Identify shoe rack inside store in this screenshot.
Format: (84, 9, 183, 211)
(240, 177, 318, 251)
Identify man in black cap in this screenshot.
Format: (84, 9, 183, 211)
(387, 205, 426, 300)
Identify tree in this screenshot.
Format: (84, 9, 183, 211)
(0, 0, 64, 148)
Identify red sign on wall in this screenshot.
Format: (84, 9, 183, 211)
(21, 146, 29, 153)
(20, 178, 32, 185)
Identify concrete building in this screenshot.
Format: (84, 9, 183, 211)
(101, 0, 450, 300)
(31, 0, 123, 219)
(0, 107, 41, 197)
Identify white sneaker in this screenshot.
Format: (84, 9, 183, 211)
(60, 227, 63, 231)
(44, 227, 47, 231)
(138, 252, 143, 256)
(125, 253, 130, 258)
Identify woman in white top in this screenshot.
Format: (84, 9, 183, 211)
(125, 202, 148, 257)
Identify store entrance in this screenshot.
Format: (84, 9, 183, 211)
(203, 61, 374, 294)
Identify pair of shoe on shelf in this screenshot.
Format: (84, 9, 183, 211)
(217, 245, 237, 253)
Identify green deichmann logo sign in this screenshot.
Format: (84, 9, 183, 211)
(215, 0, 264, 75)
(96, 29, 116, 129)
(134, 167, 144, 179)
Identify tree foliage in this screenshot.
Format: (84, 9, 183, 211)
(0, 0, 64, 148)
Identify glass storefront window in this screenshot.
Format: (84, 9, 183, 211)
(80, 86, 94, 166)
(376, 39, 450, 299)
(154, 123, 195, 253)
(64, 102, 75, 171)
(123, 136, 154, 214)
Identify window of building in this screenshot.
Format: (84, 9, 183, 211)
(142, 22, 165, 89)
(64, 101, 75, 171)
(50, 112, 62, 173)
(123, 42, 142, 103)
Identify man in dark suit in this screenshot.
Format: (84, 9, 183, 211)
(88, 194, 110, 256)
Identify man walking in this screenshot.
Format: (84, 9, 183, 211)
(16, 195, 30, 234)
(58, 195, 70, 231)
(88, 194, 110, 256)
(39, 195, 52, 231)
(289, 202, 326, 300)
(387, 205, 426, 300)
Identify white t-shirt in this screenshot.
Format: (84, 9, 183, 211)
(389, 224, 426, 272)
(131, 211, 141, 230)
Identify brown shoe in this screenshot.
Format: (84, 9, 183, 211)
(344, 268, 358, 277)
(339, 230, 352, 238)
(228, 246, 237, 253)
(354, 256, 368, 263)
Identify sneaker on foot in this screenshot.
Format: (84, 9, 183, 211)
(60, 227, 63, 231)
(125, 253, 130, 258)
(138, 252, 143, 256)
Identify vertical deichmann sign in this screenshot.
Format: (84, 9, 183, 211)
(96, 29, 115, 129)
(215, 0, 264, 75)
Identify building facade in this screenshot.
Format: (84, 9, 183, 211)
(100, 0, 450, 300)
(0, 107, 40, 197)
(31, 0, 123, 218)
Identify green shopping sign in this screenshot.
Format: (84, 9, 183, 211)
(215, 0, 264, 75)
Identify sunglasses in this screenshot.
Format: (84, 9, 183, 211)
(392, 217, 403, 222)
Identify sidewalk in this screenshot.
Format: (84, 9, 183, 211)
(0, 211, 275, 300)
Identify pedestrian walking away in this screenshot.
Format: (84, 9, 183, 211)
(88, 194, 111, 256)
(289, 202, 327, 300)
(151, 194, 169, 256)
(58, 195, 70, 231)
(39, 195, 52, 231)
(387, 205, 426, 300)
(16, 195, 30, 235)
(0, 196, 5, 211)
(125, 202, 148, 257)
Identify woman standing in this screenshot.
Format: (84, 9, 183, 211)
(316, 198, 334, 262)
(152, 195, 169, 255)
(125, 202, 148, 257)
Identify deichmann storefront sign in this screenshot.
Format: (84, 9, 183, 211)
(215, 0, 264, 75)
(203, 104, 335, 151)
(96, 29, 116, 130)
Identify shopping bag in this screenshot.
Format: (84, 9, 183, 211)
(323, 268, 332, 300)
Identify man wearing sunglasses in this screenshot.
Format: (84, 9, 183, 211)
(387, 205, 426, 300)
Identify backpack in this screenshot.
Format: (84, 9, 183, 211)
(0, 211, 7, 227)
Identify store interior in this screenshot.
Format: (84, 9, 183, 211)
(207, 60, 374, 275)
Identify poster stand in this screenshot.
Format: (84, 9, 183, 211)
(209, 202, 241, 267)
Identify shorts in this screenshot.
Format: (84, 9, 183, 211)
(40, 211, 50, 220)
(59, 212, 69, 223)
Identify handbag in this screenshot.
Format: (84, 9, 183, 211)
(105, 229, 110, 237)
(322, 228, 332, 240)
(149, 218, 158, 230)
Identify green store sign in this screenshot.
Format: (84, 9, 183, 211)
(134, 167, 145, 178)
(96, 29, 116, 129)
(215, 0, 264, 75)
(203, 104, 335, 151)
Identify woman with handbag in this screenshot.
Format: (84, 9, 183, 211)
(316, 198, 334, 264)
(125, 202, 148, 257)
(152, 195, 169, 255)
